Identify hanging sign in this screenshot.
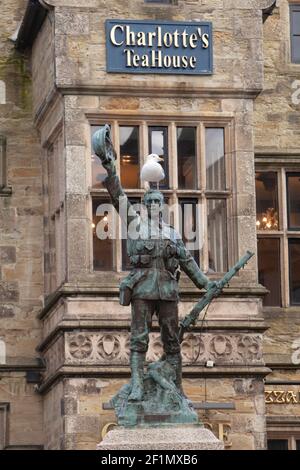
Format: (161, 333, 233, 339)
(106, 19, 213, 75)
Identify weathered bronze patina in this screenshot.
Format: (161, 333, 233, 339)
(92, 125, 253, 427)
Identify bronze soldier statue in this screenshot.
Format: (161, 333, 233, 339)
(93, 125, 216, 404)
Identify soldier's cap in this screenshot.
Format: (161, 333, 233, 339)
(143, 189, 164, 205)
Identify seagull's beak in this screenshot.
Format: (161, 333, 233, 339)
(157, 157, 164, 162)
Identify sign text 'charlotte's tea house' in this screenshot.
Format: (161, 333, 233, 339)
(106, 20, 213, 75)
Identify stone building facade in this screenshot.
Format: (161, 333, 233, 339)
(0, 0, 299, 450)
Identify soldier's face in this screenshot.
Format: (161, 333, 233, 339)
(145, 196, 163, 219)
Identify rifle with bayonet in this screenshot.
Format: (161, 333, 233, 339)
(178, 250, 254, 343)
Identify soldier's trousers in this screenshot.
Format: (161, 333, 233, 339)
(130, 299, 180, 355)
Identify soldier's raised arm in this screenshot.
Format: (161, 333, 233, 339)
(92, 126, 138, 228)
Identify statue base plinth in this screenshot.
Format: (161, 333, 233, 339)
(97, 425, 224, 450)
(111, 360, 199, 427)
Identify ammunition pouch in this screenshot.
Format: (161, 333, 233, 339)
(119, 285, 132, 306)
(130, 254, 151, 267)
(119, 270, 147, 306)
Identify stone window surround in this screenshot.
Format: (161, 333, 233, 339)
(267, 434, 300, 450)
(267, 416, 300, 450)
(88, 114, 234, 274)
(39, 107, 259, 304)
(256, 158, 300, 309)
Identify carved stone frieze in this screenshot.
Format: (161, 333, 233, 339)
(65, 332, 129, 364)
(63, 331, 264, 366)
(237, 335, 262, 361)
(209, 335, 233, 359)
(69, 334, 93, 359)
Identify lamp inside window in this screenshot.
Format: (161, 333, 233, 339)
(255, 172, 279, 230)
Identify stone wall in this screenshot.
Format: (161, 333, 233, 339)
(32, 0, 271, 451)
(0, 0, 44, 449)
(43, 381, 64, 450)
(252, 1, 300, 445)
(52, 0, 265, 92)
(59, 376, 266, 450)
(254, 0, 300, 371)
(32, 10, 55, 117)
(263, 311, 300, 366)
(0, 372, 44, 449)
(255, 0, 300, 151)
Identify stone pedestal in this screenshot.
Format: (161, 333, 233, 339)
(97, 425, 224, 450)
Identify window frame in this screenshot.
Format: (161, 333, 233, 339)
(286, 171, 300, 231)
(92, 196, 118, 272)
(0, 135, 6, 189)
(267, 432, 300, 450)
(88, 114, 233, 274)
(121, 196, 142, 271)
(178, 197, 200, 266)
(177, 126, 197, 190)
(0, 135, 11, 196)
(0, 403, 9, 450)
(267, 414, 300, 450)
(256, 163, 300, 309)
(290, 4, 300, 64)
(119, 125, 141, 189)
(148, 125, 169, 189)
(288, 238, 300, 305)
(257, 236, 282, 307)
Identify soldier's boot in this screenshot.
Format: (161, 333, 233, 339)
(166, 353, 184, 395)
(128, 351, 145, 402)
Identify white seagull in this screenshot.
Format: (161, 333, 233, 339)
(141, 153, 165, 189)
